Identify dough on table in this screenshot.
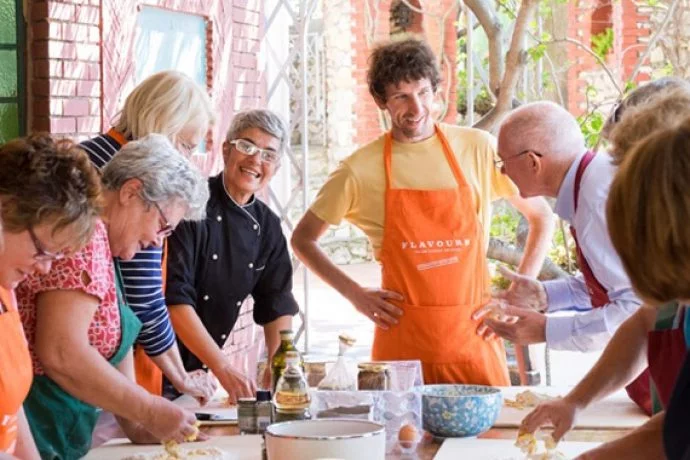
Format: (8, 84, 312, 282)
(504, 390, 558, 410)
(515, 432, 566, 460)
(121, 446, 229, 460)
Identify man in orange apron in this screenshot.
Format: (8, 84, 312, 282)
(292, 38, 553, 385)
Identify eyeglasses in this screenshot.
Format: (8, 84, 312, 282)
(609, 99, 624, 125)
(177, 140, 198, 156)
(27, 226, 66, 262)
(152, 201, 174, 237)
(494, 149, 543, 169)
(229, 139, 280, 164)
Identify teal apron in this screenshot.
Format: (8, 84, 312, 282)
(24, 261, 142, 460)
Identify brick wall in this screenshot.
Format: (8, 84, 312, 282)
(28, 0, 266, 375)
(619, 0, 651, 81)
(30, 1, 101, 139)
(350, 0, 458, 146)
(29, 0, 264, 175)
(566, 0, 651, 116)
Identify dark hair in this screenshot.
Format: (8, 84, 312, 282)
(0, 133, 103, 248)
(367, 38, 441, 103)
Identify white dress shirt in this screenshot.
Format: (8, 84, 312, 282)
(542, 151, 642, 351)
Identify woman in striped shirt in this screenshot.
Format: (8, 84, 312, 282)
(79, 71, 217, 402)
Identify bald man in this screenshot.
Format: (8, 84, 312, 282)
(478, 101, 642, 352)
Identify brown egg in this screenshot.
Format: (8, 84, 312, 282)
(398, 424, 418, 443)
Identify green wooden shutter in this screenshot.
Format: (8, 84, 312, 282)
(0, 0, 24, 143)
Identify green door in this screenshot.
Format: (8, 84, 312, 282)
(0, 0, 24, 143)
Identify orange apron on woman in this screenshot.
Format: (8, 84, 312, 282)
(0, 287, 33, 454)
(372, 126, 510, 385)
(131, 241, 169, 396)
(108, 128, 164, 396)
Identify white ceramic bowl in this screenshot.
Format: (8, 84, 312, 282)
(265, 419, 386, 460)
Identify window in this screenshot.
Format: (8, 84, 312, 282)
(135, 6, 208, 152)
(0, 0, 24, 143)
(591, 0, 613, 56)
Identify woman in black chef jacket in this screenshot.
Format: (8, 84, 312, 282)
(164, 109, 299, 403)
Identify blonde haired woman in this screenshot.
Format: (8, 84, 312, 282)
(79, 71, 216, 412)
(111, 70, 213, 153)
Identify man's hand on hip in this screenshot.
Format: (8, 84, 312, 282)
(494, 265, 548, 312)
(347, 286, 404, 330)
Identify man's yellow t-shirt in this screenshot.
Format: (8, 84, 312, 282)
(309, 123, 518, 260)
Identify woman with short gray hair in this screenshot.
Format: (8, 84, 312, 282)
(102, 134, 208, 223)
(165, 109, 299, 402)
(225, 109, 289, 157)
(17, 135, 211, 459)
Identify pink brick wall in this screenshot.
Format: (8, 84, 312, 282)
(30, 1, 102, 138)
(566, 0, 651, 116)
(29, 0, 266, 373)
(30, 0, 265, 176)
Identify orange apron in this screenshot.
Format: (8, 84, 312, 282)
(372, 126, 510, 385)
(108, 127, 164, 396)
(131, 240, 168, 396)
(0, 287, 33, 454)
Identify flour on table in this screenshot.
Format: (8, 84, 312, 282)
(121, 446, 230, 460)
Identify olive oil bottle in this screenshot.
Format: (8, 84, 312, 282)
(273, 351, 311, 422)
(271, 329, 304, 392)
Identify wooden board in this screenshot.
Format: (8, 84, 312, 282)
(434, 438, 600, 460)
(495, 386, 649, 430)
(175, 394, 238, 426)
(83, 435, 262, 460)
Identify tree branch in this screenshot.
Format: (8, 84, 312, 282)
(488, 237, 568, 281)
(629, 0, 680, 82)
(472, 0, 539, 131)
(463, 0, 504, 94)
(549, 37, 622, 95)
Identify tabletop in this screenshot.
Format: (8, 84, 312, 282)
(200, 424, 629, 459)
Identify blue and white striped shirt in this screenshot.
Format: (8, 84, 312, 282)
(80, 132, 175, 356)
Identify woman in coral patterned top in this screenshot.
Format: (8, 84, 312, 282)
(0, 134, 102, 459)
(15, 134, 210, 460)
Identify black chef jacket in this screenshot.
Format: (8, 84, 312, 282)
(165, 173, 299, 372)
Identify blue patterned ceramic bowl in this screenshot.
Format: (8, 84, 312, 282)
(418, 384, 502, 438)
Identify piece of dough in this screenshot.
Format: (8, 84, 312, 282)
(504, 390, 558, 410)
(515, 432, 565, 460)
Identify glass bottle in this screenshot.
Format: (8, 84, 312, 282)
(273, 351, 311, 422)
(271, 329, 304, 392)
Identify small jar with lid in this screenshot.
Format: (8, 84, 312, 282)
(357, 363, 391, 391)
(255, 390, 272, 433)
(238, 397, 257, 434)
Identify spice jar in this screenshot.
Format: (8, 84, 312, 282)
(357, 363, 391, 390)
(238, 397, 257, 434)
(256, 390, 272, 433)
